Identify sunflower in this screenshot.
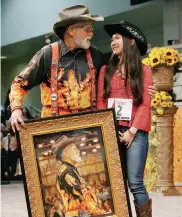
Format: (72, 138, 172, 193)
(154, 92, 161, 101)
(160, 91, 167, 96)
(164, 48, 173, 57)
(162, 54, 167, 59)
(156, 107, 164, 115)
(166, 57, 175, 66)
(150, 55, 160, 67)
(167, 102, 173, 107)
(173, 57, 178, 64)
(147, 47, 180, 68)
(152, 99, 158, 107)
(152, 115, 157, 122)
(152, 98, 160, 108)
(161, 102, 168, 107)
(151, 126, 156, 132)
(149, 47, 158, 57)
(142, 58, 151, 66)
(180, 56, 182, 62)
(161, 95, 168, 101)
(160, 59, 166, 64)
(159, 47, 165, 55)
(155, 95, 161, 101)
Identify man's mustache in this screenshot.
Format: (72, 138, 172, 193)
(86, 36, 92, 40)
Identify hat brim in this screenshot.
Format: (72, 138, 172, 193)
(54, 15, 104, 29)
(104, 23, 148, 56)
(53, 15, 104, 39)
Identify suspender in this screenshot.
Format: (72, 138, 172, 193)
(50, 42, 96, 116)
(85, 49, 97, 109)
(50, 42, 60, 116)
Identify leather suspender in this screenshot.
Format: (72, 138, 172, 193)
(85, 49, 96, 109)
(50, 42, 60, 116)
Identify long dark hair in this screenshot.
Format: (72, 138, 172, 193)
(104, 36, 143, 105)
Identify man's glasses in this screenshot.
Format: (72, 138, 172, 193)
(72, 24, 94, 33)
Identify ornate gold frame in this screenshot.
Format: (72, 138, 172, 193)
(18, 109, 131, 217)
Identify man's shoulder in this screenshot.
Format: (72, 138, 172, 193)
(90, 45, 103, 55)
(40, 44, 52, 55)
(58, 164, 68, 176)
(89, 45, 106, 69)
(31, 44, 52, 61)
(40, 41, 62, 55)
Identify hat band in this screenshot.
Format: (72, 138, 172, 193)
(58, 13, 92, 21)
(80, 13, 92, 18)
(124, 26, 145, 42)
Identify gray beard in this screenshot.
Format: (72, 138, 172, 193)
(73, 36, 91, 49)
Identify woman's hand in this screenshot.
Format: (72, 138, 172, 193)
(119, 130, 135, 148)
(148, 85, 156, 98)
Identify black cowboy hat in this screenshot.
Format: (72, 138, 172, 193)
(53, 5, 104, 38)
(104, 21, 148, 56)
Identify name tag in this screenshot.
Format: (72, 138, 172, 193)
(108, 98, 133, 121)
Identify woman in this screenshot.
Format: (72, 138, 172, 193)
(97, 21, 153, 217)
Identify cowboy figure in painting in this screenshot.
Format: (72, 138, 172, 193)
(53, 135, 107, 217)
(9, 4, 155, 132)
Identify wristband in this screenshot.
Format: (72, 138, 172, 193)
(11, 107, 22, 113)
(128, 129, 136, 137)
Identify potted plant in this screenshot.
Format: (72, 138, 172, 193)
(142, 47, 180, 91)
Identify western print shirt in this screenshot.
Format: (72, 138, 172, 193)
(9, 40, 105, 117)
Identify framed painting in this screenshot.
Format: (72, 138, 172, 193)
(17, 109, 132, 217)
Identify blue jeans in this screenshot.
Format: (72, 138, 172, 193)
(118, 127, 149, 206)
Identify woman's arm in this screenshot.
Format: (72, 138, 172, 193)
(131, 65, 153, 132)
(97, 65, 107, 109)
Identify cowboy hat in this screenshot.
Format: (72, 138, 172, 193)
(52, 135, 76, 161)
(53, 5, 104, 38)
(104, 21, 148, 56)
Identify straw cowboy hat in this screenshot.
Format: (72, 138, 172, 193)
(104, 21, 148, 55)
(53, 4, 104, 38)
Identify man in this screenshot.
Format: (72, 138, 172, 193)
(9, 4, 155, 132)
(53, 135, 106, 216)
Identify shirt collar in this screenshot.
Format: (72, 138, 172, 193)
(59, 40, 85, 57)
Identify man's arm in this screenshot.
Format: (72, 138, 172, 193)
(9, 48, 48, 131)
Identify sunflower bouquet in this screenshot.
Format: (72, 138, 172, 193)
(142, 47, 180, 68)
(151, 91, 173, 115)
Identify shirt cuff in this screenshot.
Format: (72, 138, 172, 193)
(10, 99, 22, 112)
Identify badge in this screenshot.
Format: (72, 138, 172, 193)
(108, 98, 133, 121)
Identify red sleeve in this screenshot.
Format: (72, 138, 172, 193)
(97, 65, 107, 109)
(131, 65, 153, 131)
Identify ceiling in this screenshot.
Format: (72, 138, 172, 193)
(1, 2, 163, 60)
(92, 2, 163, 42)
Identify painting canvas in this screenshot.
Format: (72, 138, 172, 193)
(17, 109, 132, 217)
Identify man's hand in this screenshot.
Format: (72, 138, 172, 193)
(10, 109, 24, 132)
(148, 85, 156, 98)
